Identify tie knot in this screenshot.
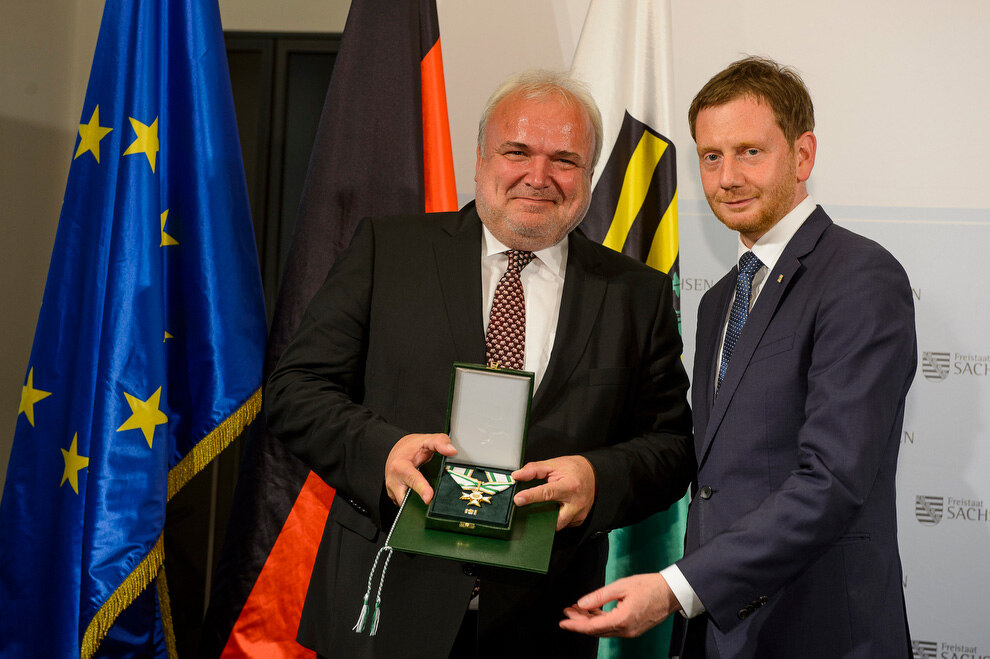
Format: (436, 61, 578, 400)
(738, 251, 763, 280)
(505, 250, 536, 272)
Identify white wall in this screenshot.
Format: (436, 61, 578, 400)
(218, 0, 348, 32)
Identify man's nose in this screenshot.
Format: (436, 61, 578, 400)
(524, 156, 552, 188)
(719, 158, 742, 189)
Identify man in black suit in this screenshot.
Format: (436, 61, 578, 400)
(265, 70, 693, 658)
(561, 57, 915, 659)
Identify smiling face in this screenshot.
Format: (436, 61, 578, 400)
(474, 91, 595, 251)
(694, 95, 816, 247)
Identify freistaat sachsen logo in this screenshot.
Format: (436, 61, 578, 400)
(921, 351, 950, 382)
(915, 495, 944, 526)
(911, 640, 937, 659)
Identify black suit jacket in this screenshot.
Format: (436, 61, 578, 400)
(673, 207, 915, 659)
(266, 203, 693, 658)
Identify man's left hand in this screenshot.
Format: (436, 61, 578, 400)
(512, 455, 596, 531)
(559, 573, 680, 637)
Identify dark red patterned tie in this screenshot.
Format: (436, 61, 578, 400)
(485, 250, 536, 370)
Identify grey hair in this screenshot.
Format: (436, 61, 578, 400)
(476, 69, 604, 171)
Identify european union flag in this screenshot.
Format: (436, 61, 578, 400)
(0, 0, 266, 656)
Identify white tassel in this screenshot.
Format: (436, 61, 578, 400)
(368, 543, 396, 637)
(370, 597, 382, 636)
(352, 491, 409, 636)
(352, 593, 370, 633)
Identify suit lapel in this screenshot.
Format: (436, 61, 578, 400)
(697, 207, 833, 465)
(433, 204, 486, 364)
(693, 273, 734, 459)
(531, 231, 606, 416)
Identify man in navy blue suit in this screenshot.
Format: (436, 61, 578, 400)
(561, 57, 916, 658)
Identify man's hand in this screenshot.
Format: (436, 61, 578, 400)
(511, 455, 596, 531)
(559, 573, 681, 637)
(384, 433, 457, 505)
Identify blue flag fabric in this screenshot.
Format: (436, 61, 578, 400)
(0, 1, 266, 657)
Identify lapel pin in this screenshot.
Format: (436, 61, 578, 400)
(777, 274, 783, 283)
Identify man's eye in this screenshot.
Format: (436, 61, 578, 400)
(745, 148, 760, 157)
(703, 154, 720, 163)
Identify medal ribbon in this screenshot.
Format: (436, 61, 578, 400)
(446, 466, 515, 495)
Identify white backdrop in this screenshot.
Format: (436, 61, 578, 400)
(437, 0, 990, 653)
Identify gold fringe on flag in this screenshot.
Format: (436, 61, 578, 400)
(81, 535, 165, 659)
(80, 387, 262, 658)
(156, 566, 178, 659)
(168, 387, 262, 501)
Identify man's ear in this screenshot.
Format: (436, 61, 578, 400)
(794, 131, 816, 183)
(474, 146, 482, 183)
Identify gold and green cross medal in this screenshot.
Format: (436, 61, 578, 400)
(446, 466, 515, 507)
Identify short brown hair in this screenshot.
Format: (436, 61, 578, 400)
(688, 56, 815, 144)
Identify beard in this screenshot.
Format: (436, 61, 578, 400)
(476, 186, 589, 251)
(708, 166, 798, 239)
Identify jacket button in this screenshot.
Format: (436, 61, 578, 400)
(737, 607, 750, 620)
(699, 485, 713, 500)
(347, 498, 368, 515)
(462, 563, 478, 577)
(758, 596, 768, 605)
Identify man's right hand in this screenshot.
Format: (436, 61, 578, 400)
(384, 433, 457, 505)
(560, 573, 682, 637)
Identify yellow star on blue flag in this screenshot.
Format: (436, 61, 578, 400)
(160, 209, 178, 246)
(75, 106, 113, 163)
(60, 434, 90, 495)
(117, 387, 169, 448)
(123, 116, 159, 172)
(18, 367, 51, 427)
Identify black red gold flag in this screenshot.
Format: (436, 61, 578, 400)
(199, 1, 457, 656)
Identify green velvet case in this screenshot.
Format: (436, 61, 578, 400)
(424, 363, 534, 539)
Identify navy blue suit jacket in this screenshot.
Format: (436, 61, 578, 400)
(675, 207, 916, 658)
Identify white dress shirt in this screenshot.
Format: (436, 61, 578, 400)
(480, 225, 568, 391)
(661, 195, 818, 618)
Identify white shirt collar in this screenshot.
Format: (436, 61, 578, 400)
(481, 225, 568, 281)
(737, 195, 818, 272)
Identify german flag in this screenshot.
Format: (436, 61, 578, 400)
(570, 1, 685, 657)
(199, 1, 456, 656)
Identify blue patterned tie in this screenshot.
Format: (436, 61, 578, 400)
(717, 251, 764, 393)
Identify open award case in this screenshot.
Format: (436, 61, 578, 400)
(388, 363, 556, 574)
(425, 363, 533, 539)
